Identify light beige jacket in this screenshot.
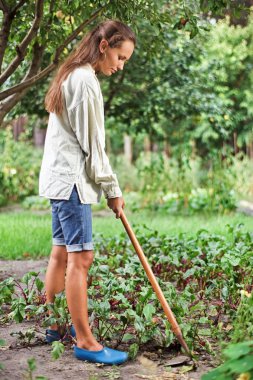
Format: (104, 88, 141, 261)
(39, 64, 122, 203)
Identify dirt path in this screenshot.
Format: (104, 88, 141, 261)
(0, 260, 214, 380)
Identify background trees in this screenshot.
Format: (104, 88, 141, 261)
(102, 13, 253, 160)
(1, 0, 251, 123)
(0, 1, 253, 207)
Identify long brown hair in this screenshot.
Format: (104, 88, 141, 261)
(45, 20, 136, 114)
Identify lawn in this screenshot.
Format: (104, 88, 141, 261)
(0, 208, 252, 259)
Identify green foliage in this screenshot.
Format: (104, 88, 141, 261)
(0, 128, 42, 205)
(1, 224, 253, 358)
(3, 0, 251, 156)
(1, 209, 253, 260)
(135, 152, 238, 213)
(90, 223, 252, 352)
(202, 341, 253, 380)
(22, 196, 50, 211)
(109, 154, 139, 193)
(51, 341, 65, 360)
(4, 0, 229, 121)
(103, 12, 253, 159)
(0, 338, 6, 371)
(10, 329, 37, 346)
(44, 293, 71, 332)
(23, 357, 48, 380)
(0, 271, 46, 323)
(231, 291, 253, 344)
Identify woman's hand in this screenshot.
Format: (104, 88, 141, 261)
(107, 197, 125, 218)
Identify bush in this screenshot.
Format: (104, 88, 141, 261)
(135, 152, 239, 213)
(231, 154, 253, 200)
(22, 196, 50, 210)
(0, 127, 42, 206)
(109, 154, 139, 193)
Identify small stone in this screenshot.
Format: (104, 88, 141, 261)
(164, 356, 191, 367)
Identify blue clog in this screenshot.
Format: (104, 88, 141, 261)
(74, 346, 128, 365)
(45, 325, 76, 343)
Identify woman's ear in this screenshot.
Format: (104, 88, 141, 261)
(99, 39, 109, 54)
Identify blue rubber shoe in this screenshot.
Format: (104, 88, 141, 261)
(74, 346, 128, 365)
(45, 325, 76, 343)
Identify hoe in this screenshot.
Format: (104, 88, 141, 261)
(120, 210, 192, 357)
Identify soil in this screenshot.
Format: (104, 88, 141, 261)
(0, 260, 215, 380)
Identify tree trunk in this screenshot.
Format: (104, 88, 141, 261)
(34, 126, 47, 147)
(233, 132, 238, 155)
(106, 134, 111, 156)
(163, 139, 171, 157)
(124, 134, 132, 164)
(151, 142, 158, 152)
(144, 135, 151, 153)
(246, 141, 253, 159)
(190, 139, 196, 159)
(12, 115, 27, 140)
(0, 90, 27, 125)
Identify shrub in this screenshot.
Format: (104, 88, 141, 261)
(22, 196, 50, 210)
(135, 152, 239, 213)
(0, 127, 42, 205)
(202, 340, 253, 380)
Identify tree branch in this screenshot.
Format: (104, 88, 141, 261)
(0, 0, 44, 86)
(52, 5, 105, 64)
(0, 11, 12, 72)
(11, 0, 28, 15)
(25, 41, 45, 80)
(49, 0, 55, 15)
(0, 40, 45, 125)
(0, 5, 105, 101)
(0, 63, 55, 102)
(43, 0, 55, 36)
(0, 0, 28, 72)
(0, 5, 106, 123)
(0, 1, 8, 12)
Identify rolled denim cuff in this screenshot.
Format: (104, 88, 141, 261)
(67, 242, 93, 252)
(52, 238, 65, 246)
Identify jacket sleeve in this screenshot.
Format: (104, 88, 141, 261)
(67, 85, 122, 199)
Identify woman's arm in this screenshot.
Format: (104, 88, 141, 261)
(68, 84, 123, 201)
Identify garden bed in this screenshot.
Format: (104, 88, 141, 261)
(0, 259, 214, 380)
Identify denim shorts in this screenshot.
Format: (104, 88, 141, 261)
(50, 185, 93, 252)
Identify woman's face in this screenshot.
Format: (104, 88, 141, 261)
(96, 39, 135, 76)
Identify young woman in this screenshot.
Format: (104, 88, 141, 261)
(39, 20, 136, 365)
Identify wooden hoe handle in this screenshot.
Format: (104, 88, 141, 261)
(120, 210, 191, 356)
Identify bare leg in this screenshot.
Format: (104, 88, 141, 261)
(45, 245, 68, 330)
(66, 250, 103, 351)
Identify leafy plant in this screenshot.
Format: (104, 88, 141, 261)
(202, 341, 253, 380)
(11, 329, 37, 346)
(1, 224, 253, 358)
(0, 271, 45, 323)
(231, 291, 253, 343)
(51, 341, 65, 360)
(23, 358, 48, 380)
(0, 339, 6, 370)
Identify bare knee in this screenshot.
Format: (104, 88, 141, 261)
(50, 246, 68, 266)
(67, 250, 94, 271)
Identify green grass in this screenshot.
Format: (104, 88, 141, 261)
(0, 209, 252, 259)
